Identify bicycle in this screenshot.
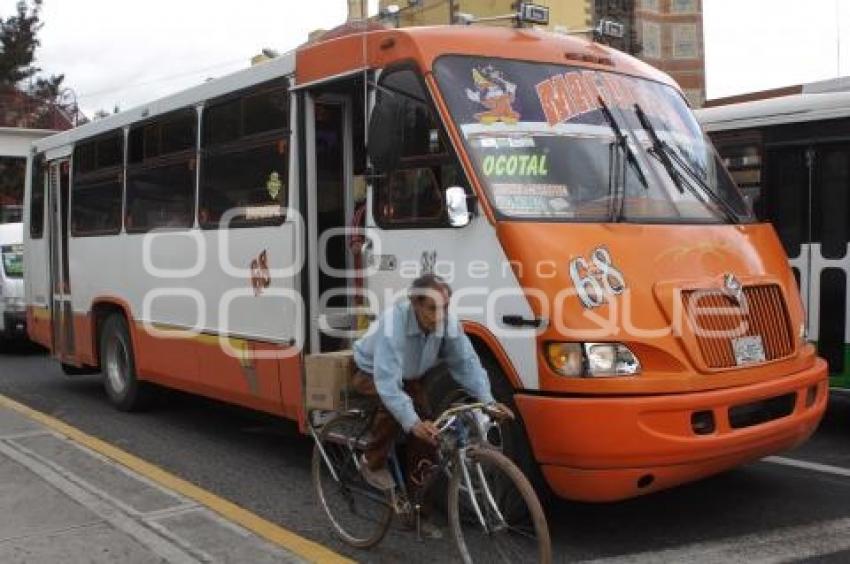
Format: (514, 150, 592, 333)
(310, 401, 552, 563)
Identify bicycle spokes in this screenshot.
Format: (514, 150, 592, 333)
(450, 447, 550, 563)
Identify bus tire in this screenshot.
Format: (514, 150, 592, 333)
(99, 314, 151, 411)
(479, 353, 552, 503)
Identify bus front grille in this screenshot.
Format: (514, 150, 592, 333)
(682, 284, 794, 369)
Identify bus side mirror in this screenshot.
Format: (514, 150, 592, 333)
(446, 186, 471, 228)
(367, 96, 403, 173)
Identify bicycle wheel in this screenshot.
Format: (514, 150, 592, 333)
(312, 413, 394, 548)
(448, 445, 552, 563)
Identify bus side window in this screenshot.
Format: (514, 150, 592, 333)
(71, 133, 124, 237)
(29, 155, 46, 239)
(373, 69, 468, 229)
(199, 81, 289, 229)
(126, 109, 197, 232)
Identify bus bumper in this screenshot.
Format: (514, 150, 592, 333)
(2, 311, 26, 338)
(514, 358, 828, 502)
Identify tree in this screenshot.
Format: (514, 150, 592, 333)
(0, 0, 42, 86)
(0, 0, 76, 129)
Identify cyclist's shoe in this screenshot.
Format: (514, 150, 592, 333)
(418, 518, 443, 540)
(359, 455, 395, 491)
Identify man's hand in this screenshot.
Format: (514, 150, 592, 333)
(486, 402, 516, 422)
(411, 420, 440, 446)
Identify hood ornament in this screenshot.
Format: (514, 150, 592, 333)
(722, 273, 744, 303)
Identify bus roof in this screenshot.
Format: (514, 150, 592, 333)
(34, 25, 679, 154)
(33, 50, 297, 154)
(296, 25, 678, 89)
(696, 90, 850, 132)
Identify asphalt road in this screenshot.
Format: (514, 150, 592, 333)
(3, 343, 850, 562)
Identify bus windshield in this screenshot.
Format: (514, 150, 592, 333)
(433, 55, 752, 223)
(2, 244, 22, 278)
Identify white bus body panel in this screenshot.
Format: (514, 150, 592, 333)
(364, 214, 539, 390)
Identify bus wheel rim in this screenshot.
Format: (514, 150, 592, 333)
(106, 336, 129, 395)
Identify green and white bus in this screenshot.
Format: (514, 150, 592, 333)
(697, 89, 850, 388)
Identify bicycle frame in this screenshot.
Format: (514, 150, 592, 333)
(313, 403, 510, 535)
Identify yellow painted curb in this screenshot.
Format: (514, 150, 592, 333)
(0, 393, 354, 564)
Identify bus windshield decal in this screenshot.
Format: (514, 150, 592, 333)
(535, 70, 686, 132)
(464, 64, 521, 125)
(481, 152, 549, 177)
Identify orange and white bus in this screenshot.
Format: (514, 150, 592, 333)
(24, 17, 827, 502)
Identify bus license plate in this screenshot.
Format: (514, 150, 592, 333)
(733, 335, 766, 366)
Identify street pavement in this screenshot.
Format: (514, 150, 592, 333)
(0, 384, 344, 563)
(3, 343, 850, 562)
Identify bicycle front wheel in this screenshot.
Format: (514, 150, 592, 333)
(312, 413, 394, 548)
(448, 445, 552, 563)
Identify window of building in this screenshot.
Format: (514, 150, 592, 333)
(29, 155, 45, 238)
(672, 24, 698, 59)
(670, 0, 697, 13)
(200, 81, 289, 228)
(126, 109, 197, 232)
(71, 132, 124, 236)
(642, 21, 661, 59)
(640, 0, 659, 11)
(374, 69, 466, 228)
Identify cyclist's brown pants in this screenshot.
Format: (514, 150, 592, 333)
(351, 370, 437, 489)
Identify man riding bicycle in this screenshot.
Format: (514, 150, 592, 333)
(352, 273, 514, 492)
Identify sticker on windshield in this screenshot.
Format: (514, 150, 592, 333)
(465, 65, 521, 125)
(492, 184, 572, 217)
(476, 137, 536, 149)
(482, 153, 549, 177)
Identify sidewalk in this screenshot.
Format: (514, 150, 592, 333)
(0, 396, 349, 564)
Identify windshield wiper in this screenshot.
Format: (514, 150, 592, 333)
(633, 103, 740, 224)
(597, 97, 648, 222)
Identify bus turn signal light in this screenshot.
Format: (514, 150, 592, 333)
(546, 343, 583, 377)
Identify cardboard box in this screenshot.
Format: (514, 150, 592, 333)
(305, 350, 355, 411)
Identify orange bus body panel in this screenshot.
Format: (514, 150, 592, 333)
(516, 358, 827, 502)
(26, 305, 51, 349)
(296, 27, 678, 90)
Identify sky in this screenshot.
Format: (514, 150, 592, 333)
(3, 0, 850, 115)
(703, 0, 850, 99)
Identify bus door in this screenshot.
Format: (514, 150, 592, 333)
(47, 158, 74, 361)
(304, 92, 355, 353)
(764, 142, 850, 378)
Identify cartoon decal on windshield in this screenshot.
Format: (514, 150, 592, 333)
(465, 65, 521, 125)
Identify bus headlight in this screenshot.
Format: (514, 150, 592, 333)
(585, 343, 641, 376)
(545, 342, 640, 377)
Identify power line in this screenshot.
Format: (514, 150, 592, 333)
(75, 57, 248, 101)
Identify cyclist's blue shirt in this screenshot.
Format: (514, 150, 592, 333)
(353, 300, 495, 432)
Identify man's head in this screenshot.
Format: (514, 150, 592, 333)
(409, 274, 452, 334)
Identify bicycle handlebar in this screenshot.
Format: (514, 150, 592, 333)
(434, 402, 496, 430)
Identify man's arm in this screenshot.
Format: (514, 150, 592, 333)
(441, 322, 496, 405)
(372, 321, 421, 433)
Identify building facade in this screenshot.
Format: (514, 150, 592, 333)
(596, 0, 705, 107)
(375, 0, 592, 32)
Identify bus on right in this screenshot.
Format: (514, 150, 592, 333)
(697, 88, 850, 389)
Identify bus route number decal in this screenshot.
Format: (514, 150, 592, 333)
(569, 247, 626, 308)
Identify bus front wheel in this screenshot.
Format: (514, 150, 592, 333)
(99, 314, 151, 411)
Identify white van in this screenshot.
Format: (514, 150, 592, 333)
(0, 221, 25, 338)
